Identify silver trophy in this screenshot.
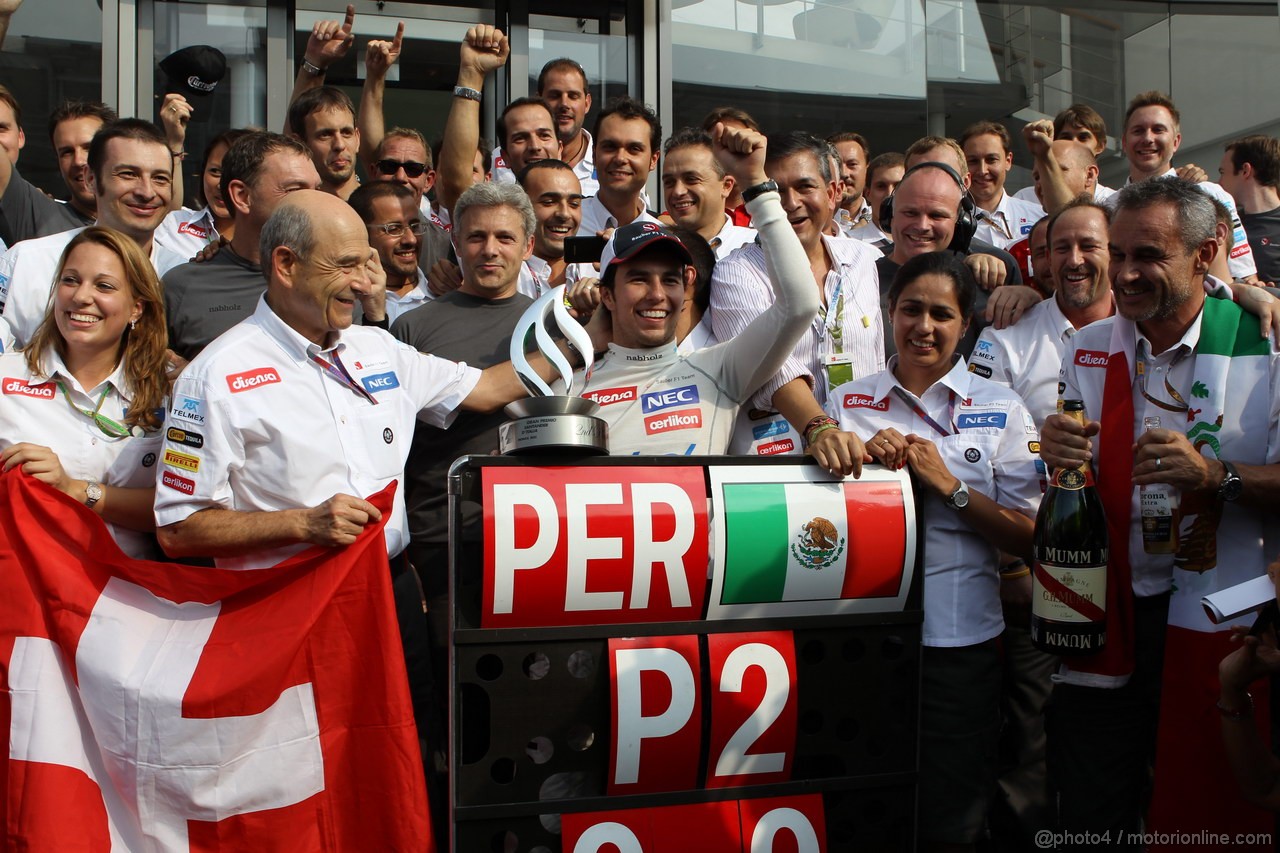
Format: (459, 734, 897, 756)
(499, 285, 608, 455)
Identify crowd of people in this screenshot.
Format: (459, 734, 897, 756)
(1, 2, 1279, 850)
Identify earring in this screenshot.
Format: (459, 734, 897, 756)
(130, 319, 137, 331)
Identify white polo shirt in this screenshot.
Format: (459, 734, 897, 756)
(0, 227, 187, 349)
(576, 196, 661, 236)
(827, 357, 1042, 646)
(968, 294, 1092, 428)
(974, 192, 1046, 251)
(521, 256, 592, 300)
(834, 199, 874, 237)
(708, 215, 756, 261)
(0, 316, 11, 353)
(0, 349, 164, 558)
(1013, 183, 1116, 205)
(493, 130, 599, 197)
(154, 207, 220, 259)
(153, 296, 482, 570)
(384, 269, 434, 326)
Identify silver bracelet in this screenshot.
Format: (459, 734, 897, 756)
(301, 58, 325, 76)
(453, 85, 482, 103)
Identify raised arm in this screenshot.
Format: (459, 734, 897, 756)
(437, 26, 508, 214)
(1023, 120, 1074, 215)
(358, 21, 403, 170)
(284, 4, 355, 133)
(159, 93, 191, 211)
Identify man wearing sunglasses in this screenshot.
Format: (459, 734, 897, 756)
(350, 182, 432, 325)
(367, 128, 452, 278)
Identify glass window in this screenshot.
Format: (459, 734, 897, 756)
(0, 0, 103, 199)
(526, 12, 631, 139)
(153, 0, 269, 208)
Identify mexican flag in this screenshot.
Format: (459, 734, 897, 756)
(719, 480, 908, 605)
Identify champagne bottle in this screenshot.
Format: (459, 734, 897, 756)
(1140, 415, 1178, 554)
(1031, 400, 1108, 655)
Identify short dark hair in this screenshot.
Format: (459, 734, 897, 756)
(287, 86, 356, 137)
(516, 157, 576, 188)
(87, 119, 169, 186)
(1125, 91, 1180, 131)
(48, 101, 118, 144)
(669, 227, 717, 313)
(700, 106, 760, 134)
(1054, 104, 1108, 150)
(498, 97, 555, 150)
(827, 131, 869, 160)
(867, 151, 905, 185)
(1045, 195, 1107, 245)
(1226, 135, 1280, 190)
(348, 181, 415, 223)
(594, 96, 661, 154)
(219, 131, 311, 219)
(196, 127, 253, 208)
(959, 121, 1011, 155)
(888, 251, 978, 322)
(765, 131, 833, 183)
(663, 127, 724, 178)
(1112, 177, 1215, 254)
(536, 58, 588, 94)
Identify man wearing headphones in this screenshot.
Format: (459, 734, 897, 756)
(876, 157, 1032, 358)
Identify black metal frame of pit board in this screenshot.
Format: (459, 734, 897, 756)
(447, 454, 925, 853)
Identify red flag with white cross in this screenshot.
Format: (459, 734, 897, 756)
(0, 471, 432, 851)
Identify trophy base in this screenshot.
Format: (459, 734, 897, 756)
(499, 413, 609, 456)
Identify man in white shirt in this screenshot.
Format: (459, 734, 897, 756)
(1015, 104, 1117, 207)
(1, 119, 186, 347)
(536, 58, 597, 196)
(1020, 125, 1101, 214)
(349, 182, 432, 325)
(578, 96, 662, 235)
(516, 158, 593, 295)
(661, 127, 755, 260)
(847, 152, 904, 245)
(829, 131, 873, 234)
(961, 121, 1046, 252)
(710, 130, 878, 469)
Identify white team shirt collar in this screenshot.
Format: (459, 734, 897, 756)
(41, 345, 130, 399)
(873, 354, 973, 406)
(604, 340, 680, 366)
(252, 294, 344, 363)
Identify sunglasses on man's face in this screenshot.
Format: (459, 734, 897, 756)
(375, 159, 429, 179)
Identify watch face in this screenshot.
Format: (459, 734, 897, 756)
(1222, 478, 1243, 501)
(950, 485, 969, 508)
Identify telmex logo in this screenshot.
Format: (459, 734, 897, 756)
(843, 394, 888, 411)
(227, 367, 281, 393)
(2, 378, 54, 399)
(645, 409, 702, 434)
(161, 470, 195, 495)
(1074, 350, 1109, 368)
(642, 384, 699, 413)
(584, 386, 636, 406)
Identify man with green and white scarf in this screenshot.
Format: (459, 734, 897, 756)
(1039, 178, 1280, 850)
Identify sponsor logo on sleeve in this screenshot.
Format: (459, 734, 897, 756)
(166, 427, 204, 448)
(2, 378, 55, 399)
(842, 393, 889, 411)
(975, 339, 993, 353)
(1021, 223, 1034, 235)
(957, 411, 1008, 430)
(360, 371, 401, 393)
(173, 396, 206, 424)
(641, 385, 700, 413)
(583, 386, 637, 406)
(1028, 441, 1041, 453)
(161, 470, 195, 495)
(644, 408, 702, 435)
(1230, 242, 1248, 259)
(226, 367, 282, 393)
(969, 363, 992, 378)
(757, 438, 795, 455)
(751, 420, 791, 440)
(162, 449, 200, 472)
(964, 447, 982, 463)
(177, 220, 210, 239)
(1074, 350, 1109, 369)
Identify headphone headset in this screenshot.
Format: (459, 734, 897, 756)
(878, 160, 978, 254)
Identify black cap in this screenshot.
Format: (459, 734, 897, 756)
(600, 221, 694, 285)
(159, 45, 227, 99)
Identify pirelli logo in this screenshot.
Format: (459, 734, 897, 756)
(163, 449, 200, 472)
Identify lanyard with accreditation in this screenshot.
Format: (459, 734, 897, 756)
(820, 272, 874, 391)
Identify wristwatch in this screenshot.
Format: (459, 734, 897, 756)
(740, 179, 779, 204)
(1217, 460, 1243, 502)
(945, 480, 970, 510)
(85, 480, 103, 508)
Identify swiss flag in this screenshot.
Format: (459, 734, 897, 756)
(0, 471, 433, 851)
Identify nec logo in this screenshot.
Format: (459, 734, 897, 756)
(2, 378, 55, 399)
(177, 221, 209, 239)
(843, 394, 889, 411)
(641, 385, 700, 414)
(584, 386, 637, 406)
(957, 412, 1007, 430)
(644, 408, 702, 434)
(1074, 350, 1109, 369)
(360, 371, 400, 393)
(227, 368, 282, 393)
(161, 470, 195, 495)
